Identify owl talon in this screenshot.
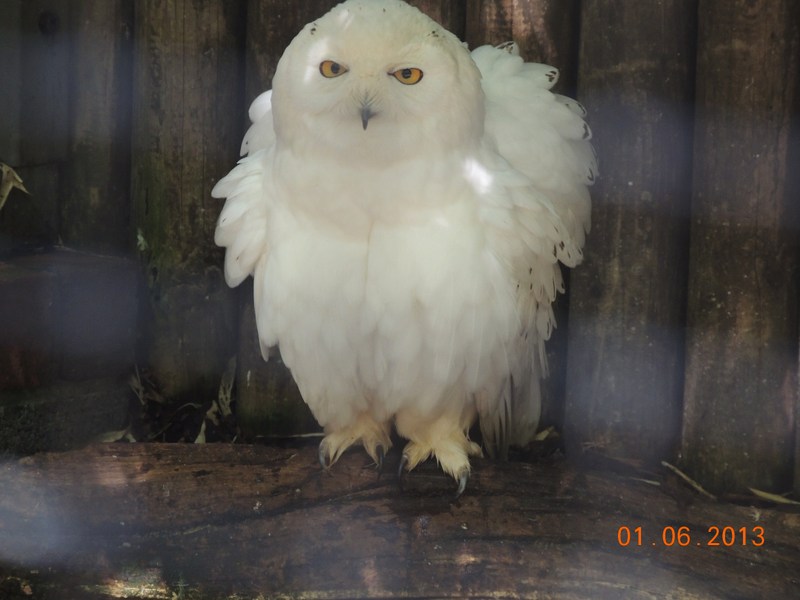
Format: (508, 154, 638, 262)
(398, 453, 409, 476)
(375, 445, 385, 476)
(318, 443, 330, 470)
(454, 471, 468, 500)
(397, 453, 409, 490)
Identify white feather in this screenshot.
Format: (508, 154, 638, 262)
(213, 0, 595, 474)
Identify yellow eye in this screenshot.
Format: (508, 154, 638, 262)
(391, 67, 423, 85)
(319, 60, 347, 78)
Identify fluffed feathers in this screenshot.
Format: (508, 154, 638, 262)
(212, 0, 594, 487)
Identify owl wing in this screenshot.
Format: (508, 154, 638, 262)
(212, 90, 276, 355)
(471, 44, 595, 455)
(239, 90, 276, 156)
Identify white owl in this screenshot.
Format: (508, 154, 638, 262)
(213, 0, 595, 495)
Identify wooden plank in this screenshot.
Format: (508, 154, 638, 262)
(63, 0, 134, 253)
(0, 262, 57, 389)
(0, 0, 22, 165)
(0, 443, 798, 599)
(131, 0, 245, 401)
(563, 1, 696, 465)
(3, 0, 73, 249)
(19, 0, 72, 165)
(681, 0, 799, 494)
(12, 250, 140, 381)
(0, 249, 139, 393)
(465, 0, 579, 87)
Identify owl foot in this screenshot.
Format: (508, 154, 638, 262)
(395, 451, 466, 498)
(397, 436, 482, 495)
(318, 413, 392, 470)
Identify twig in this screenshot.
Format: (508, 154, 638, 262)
(661, 461, 717, 501)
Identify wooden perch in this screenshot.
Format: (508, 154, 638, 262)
(1, 444, 798, 599)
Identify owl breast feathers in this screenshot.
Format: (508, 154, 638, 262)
(213, 0, 595, 494)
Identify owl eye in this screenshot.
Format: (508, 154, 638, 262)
(319, 60, 348, 78)
(390, 67, 423, 85)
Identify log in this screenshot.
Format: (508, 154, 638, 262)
(131, 0, 244, 401)
(63, 0, 134, 254)
(564, 1, 696, 464)
(681, 0, 799, 494)
(0, 443, 798, 599)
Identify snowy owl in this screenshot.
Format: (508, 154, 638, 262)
(213, 0, 595, 495)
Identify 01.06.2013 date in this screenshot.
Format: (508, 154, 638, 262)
(616, 525, 765, 547)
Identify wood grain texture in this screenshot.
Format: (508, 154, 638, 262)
(564, 1, 696, 465)
(0, 444, 798, 599)
(682, 0, 799, 494)
(2, 0, 72, 248)
(0, 0, 23, 165)
(0, 262, 57, 389)
(465, 0, 578, 89)
(11, 250, 139, 381)
(63, 0, 134, 253)
(19, 0, 72, 166)
(131, 0, 245, 401)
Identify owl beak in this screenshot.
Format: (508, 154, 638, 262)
(360, 104, 374, 130)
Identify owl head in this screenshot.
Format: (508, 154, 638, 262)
(270, 0, 484, 164)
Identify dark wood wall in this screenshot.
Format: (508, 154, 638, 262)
(0, 0, 798, 496)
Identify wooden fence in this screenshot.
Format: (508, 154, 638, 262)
(0, 0, 797, 496)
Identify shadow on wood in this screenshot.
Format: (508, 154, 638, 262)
(0, 444, 798, 598)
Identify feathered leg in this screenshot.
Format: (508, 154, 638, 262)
(394, 404, 482, 496)
(318, 412, 392, 469)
